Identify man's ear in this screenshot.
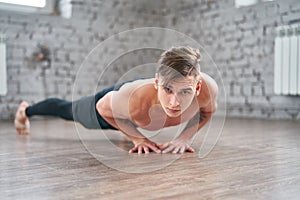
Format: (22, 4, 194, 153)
(154, 73, 159, 90)
(195, 79, 202, 96)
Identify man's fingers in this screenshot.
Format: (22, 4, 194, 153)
(147, 143, 161, 153)
(162, 145, 174, 154)
(130, 144, 194, 154)
(156, 143, 163, 148)
(179, 146, 185, 154)
(186, 147, 195, 153)
(129, 143, 162, 154)
(144, 146, 150, 154)
(129, 146, 138, 153)
(172, 146, 180, 154)
(138, 146, 143, 154)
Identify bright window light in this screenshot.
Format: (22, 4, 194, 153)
(235, 0, 275, 8)
(235, 0, 257, 8)
(0, 0, 45, 8)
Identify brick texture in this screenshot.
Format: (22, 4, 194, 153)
(1, 0, 300, 120)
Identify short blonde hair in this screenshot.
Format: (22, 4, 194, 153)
(157, 46, 201, 84)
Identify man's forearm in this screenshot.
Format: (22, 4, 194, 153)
(103, 116, 148, 144)
(179, 111, 213, 141)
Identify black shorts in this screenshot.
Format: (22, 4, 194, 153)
(72, 81, 134, 130)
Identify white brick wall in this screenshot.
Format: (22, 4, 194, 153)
(0, 0, 300, 120)
(0, 0, 165, 120)
(191, 0, 300, 120)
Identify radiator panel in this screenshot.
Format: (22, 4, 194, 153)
(274, 37, 282, 95)
(274, 25, 300, 96)
(0, 34, 7, 96)
(298, 33, 300, 95)
(290, 35, 298, 95)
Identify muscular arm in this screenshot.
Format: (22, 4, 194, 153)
(160, 106, 217, 154)
(179, 109, 215, 141)
(185, 73, 219, 135)
(96, 90, 161, 154)
(178, 80, 218, 142)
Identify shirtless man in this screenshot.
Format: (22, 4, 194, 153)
(14, 46, 218, 154)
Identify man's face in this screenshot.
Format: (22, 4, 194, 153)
(155, 75, 201, 118)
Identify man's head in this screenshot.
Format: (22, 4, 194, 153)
(155, 46, 202, 117)
(156, 46, 201, 85)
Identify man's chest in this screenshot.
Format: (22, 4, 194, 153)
(132, 103, 200, 131)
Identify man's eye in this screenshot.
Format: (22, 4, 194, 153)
(179, 90, 192, 96)
(164, 87, 172, 93)
(183, 90, 192, 94)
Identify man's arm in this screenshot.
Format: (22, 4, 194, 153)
(159, 107, 216, 154)
(96, 91, 161, 154)
(177, 109, 214, 141)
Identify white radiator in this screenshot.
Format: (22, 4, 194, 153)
(0, 33, 7, 96)
(274, 24, 300, 95)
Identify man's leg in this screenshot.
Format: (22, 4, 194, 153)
(25, 98, 73, 120)
(15, 98, 73, 134)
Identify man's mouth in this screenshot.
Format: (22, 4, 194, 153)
(166, 107, 181, 113)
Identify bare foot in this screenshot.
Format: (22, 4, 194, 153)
(14, 101, 30, 135)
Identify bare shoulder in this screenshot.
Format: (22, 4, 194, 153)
(200, 72, 218, 98)
(196, 72, 218, 113)
(115, 78, 156, 100)
(109, 79, 156, 118)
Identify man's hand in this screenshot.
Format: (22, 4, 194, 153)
(129, 138, 161, 154)
(158, 138, 195, 154)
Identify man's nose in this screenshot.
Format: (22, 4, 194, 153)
(169, 94, 180, 107)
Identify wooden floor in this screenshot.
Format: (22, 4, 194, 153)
(1, 117, 300, 200)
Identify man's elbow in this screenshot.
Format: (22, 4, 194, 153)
(96, 98, 108, 117)
(201, 106, 217, 120)
(202, 102, 217, 115)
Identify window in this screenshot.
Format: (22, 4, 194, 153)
(0, 0, 72, 18)
(0, 0, 54, 14)
(235, 0, 274, 8)
(0, 0, 46, 8)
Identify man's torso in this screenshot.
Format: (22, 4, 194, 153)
(109, 73, 216, 131)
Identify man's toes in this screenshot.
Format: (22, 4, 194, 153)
(23, 129, 30, 135)
(16, 127, 27, 135)
(17, 129, 23, 135)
